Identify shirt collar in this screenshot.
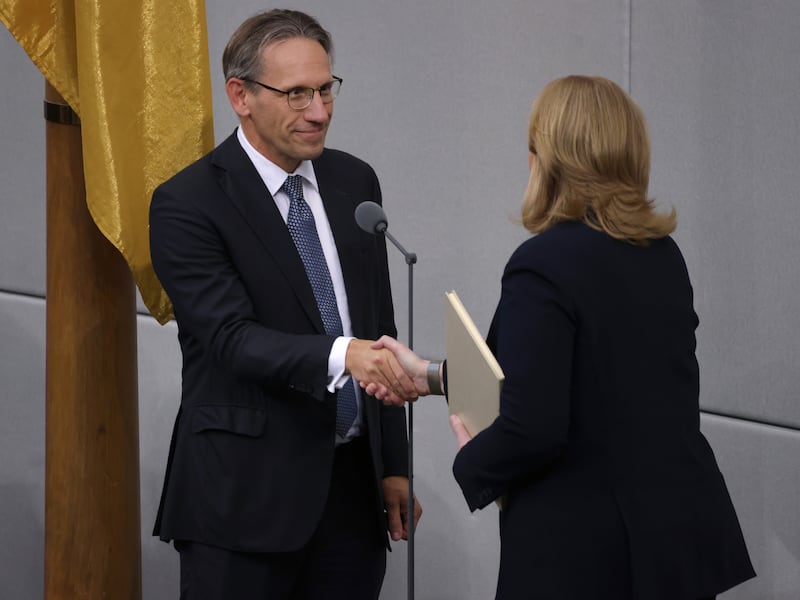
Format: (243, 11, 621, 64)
(235, 126, 319, 197)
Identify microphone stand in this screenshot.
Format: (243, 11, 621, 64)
(382, 227, 417, 600)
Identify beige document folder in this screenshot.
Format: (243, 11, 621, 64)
(445, 291, 504, 438)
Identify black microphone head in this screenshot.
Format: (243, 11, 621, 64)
(355, 201, 388, 234)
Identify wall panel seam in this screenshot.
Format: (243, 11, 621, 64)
(0, 289, 45, 301)
(701, 409, 800, 434)
(623, 0, 632, 92)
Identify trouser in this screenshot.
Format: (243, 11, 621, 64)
(176, 436, 386, 600)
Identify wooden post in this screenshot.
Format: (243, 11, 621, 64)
(44, 82, 142, 599)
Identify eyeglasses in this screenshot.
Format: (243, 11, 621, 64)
(242, 76, 343, 110)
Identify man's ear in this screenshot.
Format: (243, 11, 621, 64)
(225, 78, 250, 118)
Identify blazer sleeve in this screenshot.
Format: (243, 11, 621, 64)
(149, 180, 334, 399)
(452, 245, 576, 511)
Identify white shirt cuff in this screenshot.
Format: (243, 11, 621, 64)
(327, 336, 354, 393)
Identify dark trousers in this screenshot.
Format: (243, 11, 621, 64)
(176, 436, 386, 600)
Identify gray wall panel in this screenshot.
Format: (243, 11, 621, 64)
(630, 0, 800, 428)
(7, 299, 797, 600)
(138, 317, 182, 600)
(0, 27, 46, 297)
(0, 293, 45, 598)
(702, 414, 800, 599)
(2, 1, 798, 598)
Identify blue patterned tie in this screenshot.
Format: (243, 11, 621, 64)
(283, 175, 357, 436)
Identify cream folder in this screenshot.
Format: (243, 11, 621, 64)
(444, 290, 504, 438)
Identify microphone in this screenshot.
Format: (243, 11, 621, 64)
(354, 200, 417, 600)
(355, 200, 388, 234)
(355, 201, 416, 264)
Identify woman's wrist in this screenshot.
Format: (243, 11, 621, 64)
(426, 360, 445, 395)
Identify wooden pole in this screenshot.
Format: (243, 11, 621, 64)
(44, 82, 142, 600)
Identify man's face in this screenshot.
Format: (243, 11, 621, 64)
(236, 37, 333, 172)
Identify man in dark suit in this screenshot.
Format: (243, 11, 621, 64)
(149, 9, 421, 599)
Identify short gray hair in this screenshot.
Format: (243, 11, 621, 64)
(222, 9, 333, 82)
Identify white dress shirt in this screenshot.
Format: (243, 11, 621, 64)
(236, 127, 363, 439)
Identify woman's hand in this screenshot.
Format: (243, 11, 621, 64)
(449, 414, 472, 450)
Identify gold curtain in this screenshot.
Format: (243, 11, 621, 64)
(1, 0, 215, 324)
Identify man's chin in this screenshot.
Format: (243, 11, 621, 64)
(302, 143, 326, 160)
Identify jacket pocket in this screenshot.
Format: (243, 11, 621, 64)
(190, 404, 266, 438)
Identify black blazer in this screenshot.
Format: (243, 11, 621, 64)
(453, 221, 755, 599)
(149, 132, 408, 553)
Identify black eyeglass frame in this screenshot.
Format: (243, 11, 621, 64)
(241, 76, 343, 110)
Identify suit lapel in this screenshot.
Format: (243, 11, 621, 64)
(211, 133, 325, 333)
(314, 153, 370, 339)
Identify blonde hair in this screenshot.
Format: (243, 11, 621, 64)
(521, 75, 676, 244)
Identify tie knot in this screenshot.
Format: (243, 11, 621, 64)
(283, 175, 304, 202)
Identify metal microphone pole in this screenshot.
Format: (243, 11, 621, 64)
(383, 228, 417, 600)
(353, 201, 417, 600)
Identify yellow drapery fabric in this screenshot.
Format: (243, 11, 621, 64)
(0, 0, 214, 324)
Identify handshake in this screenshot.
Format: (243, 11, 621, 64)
(344, 335, 442, 406)
(345, 335, 472, 450)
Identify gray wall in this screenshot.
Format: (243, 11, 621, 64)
(2, 1, 799, 598)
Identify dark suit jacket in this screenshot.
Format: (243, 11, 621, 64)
(149, 132, 408, 553)
(453, 221, 755, 599)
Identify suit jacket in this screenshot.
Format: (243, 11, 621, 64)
(149, 132, 408, 553)
(453, 221, 755, 599)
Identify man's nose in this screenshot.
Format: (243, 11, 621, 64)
(303, 92, 329, 121)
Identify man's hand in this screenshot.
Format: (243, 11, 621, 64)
(346, 339, 418, 404)
(382, 476, 422, 541)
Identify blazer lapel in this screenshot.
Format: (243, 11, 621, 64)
(315, 155, 370, 339)
(211, 133, 326, 333)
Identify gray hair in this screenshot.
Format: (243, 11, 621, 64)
(222, 9, 333, 82)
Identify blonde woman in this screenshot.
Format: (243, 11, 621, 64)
(368, 76, 755, 599)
